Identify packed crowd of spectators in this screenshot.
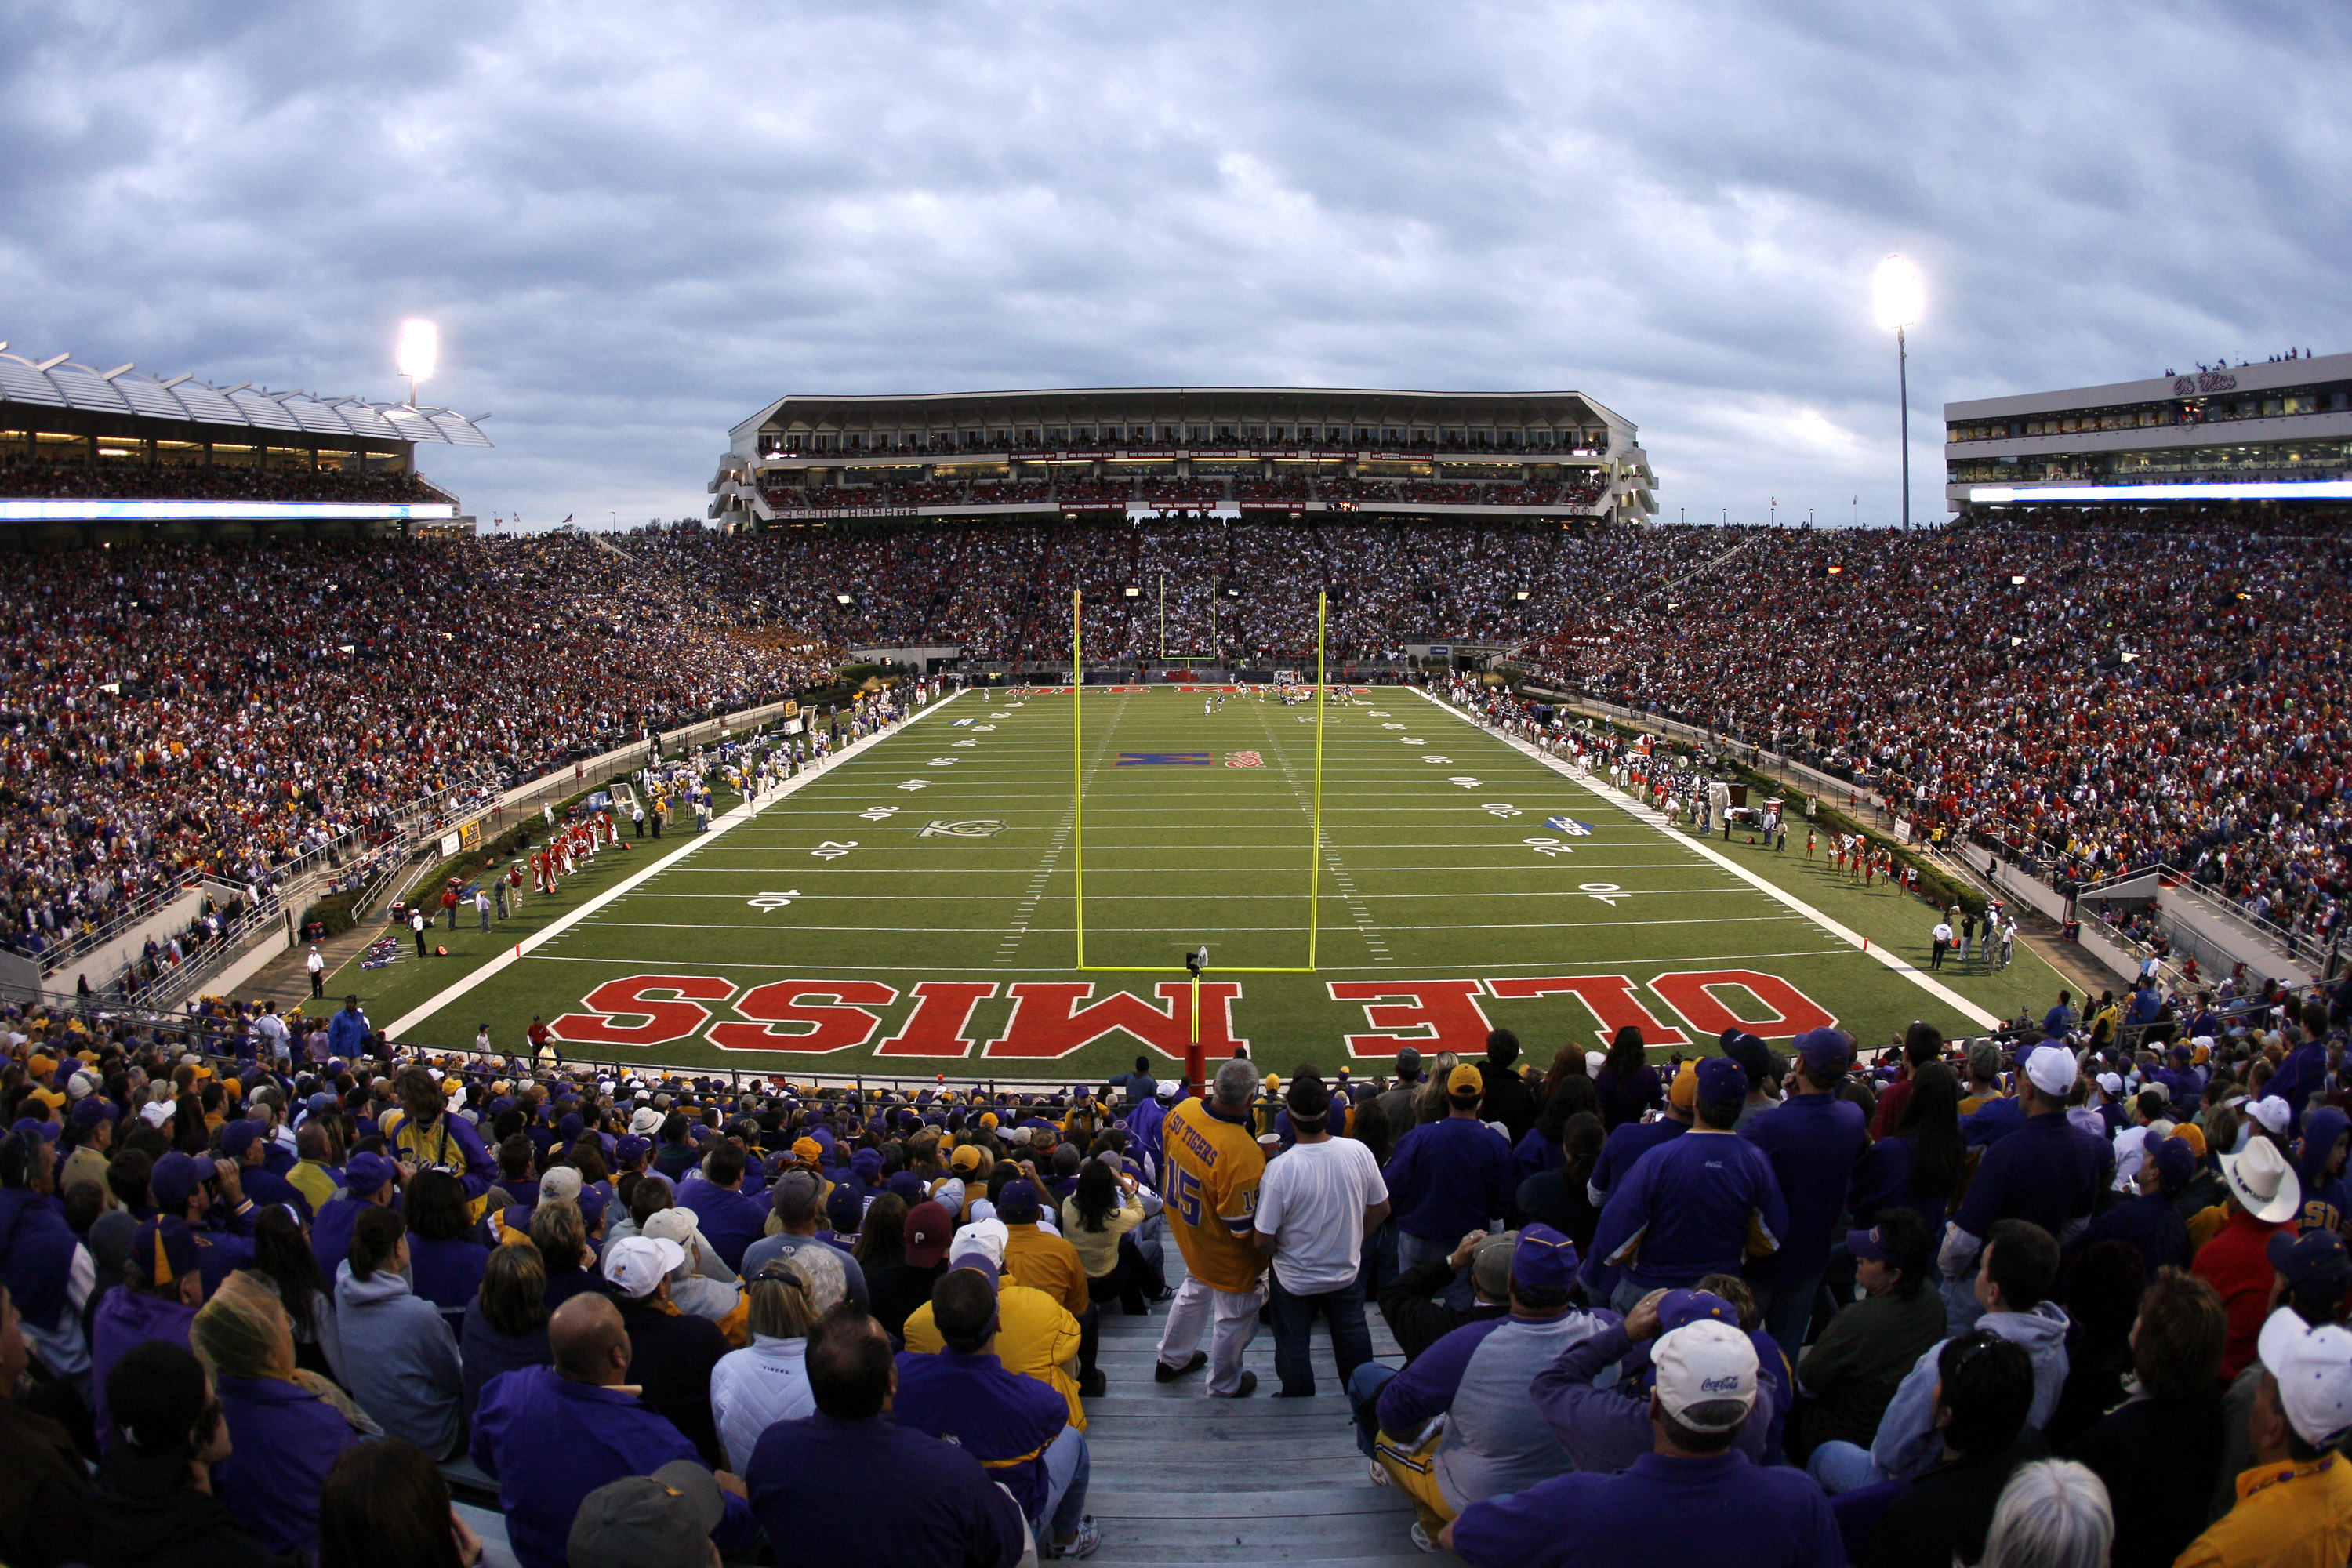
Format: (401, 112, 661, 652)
(0, 459, 446, 506)
(673, 515, 1613, 665)
(1534, 508, 2352, 949)
(2, 535, 833, 973)
(16, 499, 2352, 993)
(1, 956, 2348, 1567)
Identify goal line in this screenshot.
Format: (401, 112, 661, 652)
(1072, 587, 1327, 974)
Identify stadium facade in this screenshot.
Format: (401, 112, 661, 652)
(1944, 347, 2352, 513)
(0, 341, 488, 540)
(711, 387, 1657, 528)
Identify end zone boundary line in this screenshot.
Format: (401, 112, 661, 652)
(1411, 688, 2002, 1030)
(383, 689, 971, 1039)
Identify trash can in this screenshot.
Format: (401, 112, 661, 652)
(2061, 920, 2080, 943)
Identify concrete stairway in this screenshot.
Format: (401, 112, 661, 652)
(1080, 1250, 1446, 1565)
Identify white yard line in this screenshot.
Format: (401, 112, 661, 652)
(383, 691, 969, 1038)
(1413, 689, 2003, 1029)
(522, 944, 1863, 974)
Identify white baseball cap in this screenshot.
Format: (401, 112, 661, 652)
(139, 1102, 173, 1128)
(949, 1217, 1009, 1268)
(2245, 1097, 2291, 1137)
(1652, 1318, 1759, 1432)
(2095, 1072, 2124, 1098)
(2220, 1138, 2301, 1225)
(2258, 1308, 2352, 1449)
(2024, 1044, 2078, 1097)
(604, 1236, 685, 1298)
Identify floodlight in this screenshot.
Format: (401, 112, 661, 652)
(1872, 256, 1922, 332)
(2009, 575, 2027, 586)
(1512, 589, 1530, 601)
(396, 319, 437, 383)
(834, 593, 855, 605)
(1123, 585, 1142, 599)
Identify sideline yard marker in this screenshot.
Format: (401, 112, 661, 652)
(383, 691, 971, 1040)
(1412, 688, 2001, 1029)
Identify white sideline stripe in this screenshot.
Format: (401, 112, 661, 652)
(383, 691, 971, 1037)
(1412, 690, 2005, 1029)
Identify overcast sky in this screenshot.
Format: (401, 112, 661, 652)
(5, 0, 2346, 530)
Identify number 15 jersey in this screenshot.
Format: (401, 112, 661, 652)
(1160, 1095, 1269, 1294)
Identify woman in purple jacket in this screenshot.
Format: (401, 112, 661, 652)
(192, 1269, 371, 1560)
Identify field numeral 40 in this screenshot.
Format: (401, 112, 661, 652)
(812, 841, 858, 860)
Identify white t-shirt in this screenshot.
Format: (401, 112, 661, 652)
(1254, 1136, 1388, 1294)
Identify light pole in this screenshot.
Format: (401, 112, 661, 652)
(1874, 255, 1924, 531)
(395, 319, 437, 408)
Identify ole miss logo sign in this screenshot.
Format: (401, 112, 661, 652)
(547, 968, 1836, 1060)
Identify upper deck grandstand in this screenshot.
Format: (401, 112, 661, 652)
(1946, 347, 2352, 512)
(710, 387, 1659, 529)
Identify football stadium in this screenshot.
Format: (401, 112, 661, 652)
(9, 345, 2352, 1568)
(7, 247, 2352, 1568)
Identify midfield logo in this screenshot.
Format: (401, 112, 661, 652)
(1545, 817, 1595, 837)
(1225, 751, 1264, 768)
(918, 819, 1009, 838)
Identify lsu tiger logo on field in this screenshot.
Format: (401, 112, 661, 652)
(1225, 751, 1264, 768)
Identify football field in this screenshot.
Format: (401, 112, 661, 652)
(370, 685, 2050, 1080)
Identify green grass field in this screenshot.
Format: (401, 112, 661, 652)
(347, 685, 2072, 1081)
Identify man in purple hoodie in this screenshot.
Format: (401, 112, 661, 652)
(89, 1217, 204, 1450)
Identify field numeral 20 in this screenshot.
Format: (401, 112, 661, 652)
(812, 841, 858, 860)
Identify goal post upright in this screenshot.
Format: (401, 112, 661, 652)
(1072, 588, 1084, 971)
(1309, 589, 1326, 971)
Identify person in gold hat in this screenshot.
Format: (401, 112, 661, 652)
(1385, 1064, 1516, 1290)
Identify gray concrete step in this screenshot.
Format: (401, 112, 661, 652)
(1078, 1247, 1447, 1562)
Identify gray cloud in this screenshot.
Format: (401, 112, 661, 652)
(3, 0, 2345, 528)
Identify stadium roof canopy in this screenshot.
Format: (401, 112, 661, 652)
(733, 387, 1632, 444)
(0, 345, 492, 447)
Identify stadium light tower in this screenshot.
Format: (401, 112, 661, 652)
(395, 318, 438, 408)
(1873, 256, 1923, 530)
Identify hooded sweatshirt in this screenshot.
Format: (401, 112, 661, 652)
(1869, 1302, 2074, 1483)
(89, 1290, 197, 1452)
(334, 1261, 466, 1458)
(85, 1443, 281, 1568)
(0, 1187, 81, 1333)
(213, 1373, 367, 1559)
(2293, 1107, 2350, 1236)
